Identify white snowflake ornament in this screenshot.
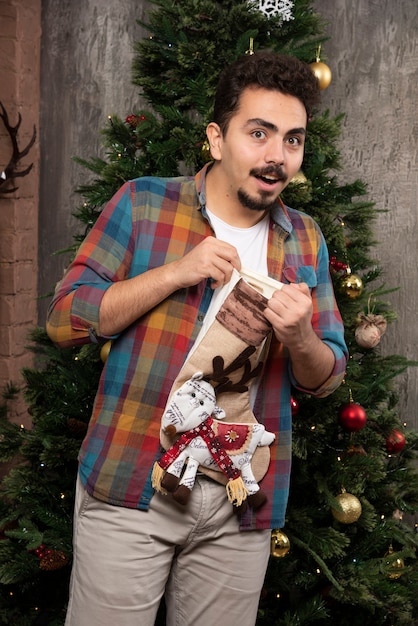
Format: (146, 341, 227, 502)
(254, 0, 294, 21)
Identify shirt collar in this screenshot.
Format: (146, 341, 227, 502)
(194, 163, 293, 235)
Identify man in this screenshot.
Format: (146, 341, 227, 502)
(47, 52, 347, 626)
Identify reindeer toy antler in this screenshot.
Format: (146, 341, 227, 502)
(204, 345, 263, 395)
(0, 102, 36, 195)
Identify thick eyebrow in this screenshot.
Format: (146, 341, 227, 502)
(245, 118, 306, 136)
(288, 127, 306, 136)
(245, 118, 278, 132)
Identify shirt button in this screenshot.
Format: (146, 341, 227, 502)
(197, 314, 204, 322)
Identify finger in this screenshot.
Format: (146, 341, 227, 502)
(217, 249, 241, 272)
(210, 272, 226, 289)
(271, 283, 310, 305)
(210, 259, 236, 288)
(291, 282, 310, 297)
(209, 238, 241, 271)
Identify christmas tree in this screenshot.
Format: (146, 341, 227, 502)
(1, 1, 418, 624)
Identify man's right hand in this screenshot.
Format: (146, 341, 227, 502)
(169, 236, 241, 290)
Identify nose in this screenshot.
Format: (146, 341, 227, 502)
(265, 137, 285, 165)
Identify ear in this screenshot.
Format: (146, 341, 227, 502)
(206, 122, 223, 161)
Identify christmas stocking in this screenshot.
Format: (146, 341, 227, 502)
(157, 269, 282, 501)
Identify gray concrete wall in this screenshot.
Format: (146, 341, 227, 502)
(38, 0, 150, 319)
(39, 0, 418, 428)
(314, 0, 418, 430)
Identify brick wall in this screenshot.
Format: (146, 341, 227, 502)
(0, 0, 41, 426)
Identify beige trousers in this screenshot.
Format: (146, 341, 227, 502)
(65, 474, 271, 626)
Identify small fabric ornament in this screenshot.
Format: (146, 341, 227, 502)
(355, 312, 387, 349)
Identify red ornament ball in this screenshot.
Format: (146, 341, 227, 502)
(290, 396, 299, 416)
(386, 429, 406, 454)
(329, 256, 348, 273)
(338, 402, 367, 432)
(125, 114, 146, 128)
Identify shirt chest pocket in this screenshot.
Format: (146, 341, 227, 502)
(282, 265, 317, 288)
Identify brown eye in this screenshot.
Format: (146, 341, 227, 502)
(252, 130, 267, 139)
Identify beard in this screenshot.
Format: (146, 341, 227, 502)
(237, 165, 288, 213)
(237, 188, 279, 213)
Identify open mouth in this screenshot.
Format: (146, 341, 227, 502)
(257, 174, 279, 185)
(251, 166, 286, 186)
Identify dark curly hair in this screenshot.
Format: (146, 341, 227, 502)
(213, 51, 321, 134)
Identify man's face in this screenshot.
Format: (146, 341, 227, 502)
(207, 86, 307, 214)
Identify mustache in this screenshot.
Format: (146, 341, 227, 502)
(249, 165, 287, 181)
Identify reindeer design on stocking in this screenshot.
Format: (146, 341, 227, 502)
(152, 347, 275, 512)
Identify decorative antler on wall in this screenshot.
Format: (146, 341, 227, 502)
(0, 101, 36, 195)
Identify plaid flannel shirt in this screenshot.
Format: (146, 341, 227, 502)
(46, 164, 347, 530)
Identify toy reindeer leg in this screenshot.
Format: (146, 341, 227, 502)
(171, 457, 200, 505)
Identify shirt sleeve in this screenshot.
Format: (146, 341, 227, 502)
(288, 228, 348, 398)
(46, 182, 135, 348)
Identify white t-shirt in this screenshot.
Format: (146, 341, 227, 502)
(206, 208, 269, 275)
(204, 209, 271, 407)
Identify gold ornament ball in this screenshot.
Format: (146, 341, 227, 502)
(385, 545, 405, 579)
(100, 340, 112, 363)
(270, 529, 290, 558)
(387, 557, 405, 579)
(310, 60, 332, 90)
(331, 492, 362, 524)
(340, 273, 364, 299)
(201, 139, 212, 162)
(290, 170, 307, 185)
